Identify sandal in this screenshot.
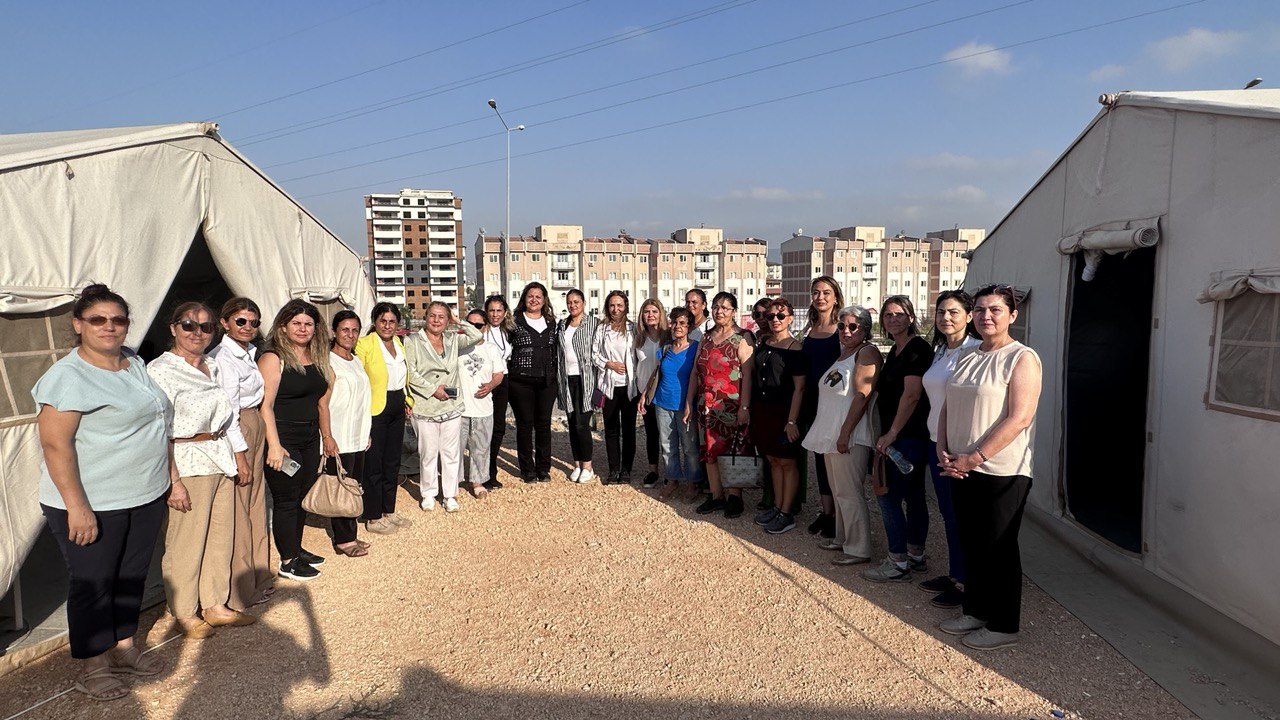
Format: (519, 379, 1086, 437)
(355, 539, 372, 550)
(471, 485, 489, 499)
(204, 609, 257, 628)
(75, 666, 128, 702)
(334, 543, 369, 558)
(108, 645, 164, 676)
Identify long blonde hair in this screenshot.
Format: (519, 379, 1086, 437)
(634, 297, 668, 348)
(266, 299, 332, 379)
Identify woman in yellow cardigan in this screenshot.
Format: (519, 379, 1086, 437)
(354, 303, 413, 535)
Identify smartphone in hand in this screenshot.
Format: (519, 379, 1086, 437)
(281, 457, 302, 477)
(444, 387, 458, 399)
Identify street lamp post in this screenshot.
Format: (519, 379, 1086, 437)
(488, 99, 524, 278)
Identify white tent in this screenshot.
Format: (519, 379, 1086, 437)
(0, 122, 374, 603)
(965, 89, 1280, 647)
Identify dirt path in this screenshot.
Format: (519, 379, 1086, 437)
(0, 423, 1195, 720)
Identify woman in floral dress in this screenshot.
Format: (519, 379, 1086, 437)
(684, 291, 755, 519)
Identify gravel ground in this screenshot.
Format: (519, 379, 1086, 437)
(0, 419, 1197, 720)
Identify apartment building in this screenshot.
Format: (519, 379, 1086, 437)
(365, 189, 463, 317)
(766, 262, 783, 296)
(780, 225, 985, 315)
(474, 225, 767, 313)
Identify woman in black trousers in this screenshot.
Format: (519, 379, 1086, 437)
(507, 282, 560, 483)
(483, 295, 514, 490)
(354, 303, 412, 533)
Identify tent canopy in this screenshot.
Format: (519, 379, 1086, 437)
(0, 121, 374, 596)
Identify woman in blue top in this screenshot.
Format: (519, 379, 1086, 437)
(34, 284, 172, 701)
(640, 306, 702, 502)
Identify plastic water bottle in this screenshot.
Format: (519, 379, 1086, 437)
(884, 444, 914, 475)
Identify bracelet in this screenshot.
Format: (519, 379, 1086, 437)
(975, 447, 989, 463)
(786, 420, 797, 426)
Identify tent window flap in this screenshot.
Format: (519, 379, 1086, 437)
(1208, 290, 1280, 421)
(1057, 216, 1161, 282)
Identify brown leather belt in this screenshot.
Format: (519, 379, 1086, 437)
(171, 431, 226, 444)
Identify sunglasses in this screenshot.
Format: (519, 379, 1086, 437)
(765, 312, 789, 321)
(178, 319, 216, 334)
(838, 322, 860, 333)
(470, 321, 486, 329)
(233, 317, 262, 328)
(83, 315, 130, 328)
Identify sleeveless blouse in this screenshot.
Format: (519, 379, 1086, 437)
(944, 341, 1039, 477)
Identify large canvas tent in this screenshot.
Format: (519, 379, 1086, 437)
(965, 89, 1280, 647)
(0, 122, 374, 605)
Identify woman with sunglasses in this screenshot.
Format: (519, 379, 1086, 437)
(319, 310, 372, 557)
(918, 290, 981, 609)
(684, 291, 755, 518)
(749, 298, 809, 535)
(800, 276, 845, 538)
(210, 297, 274, 610)
(482, 295, 514, 491)
(259, 300, 332, 581)
(633, 298, 667, 488)
(862, 295, 933, 584)
(34, 284, 171, 700)
(555, 288, 598, 484)
(936, 285, 1041, 651)
(149, 302, 254, 638)
(354, 303, 412, 535)
(458, 309, 506, 498)
(803, 305, 882, 566)
(405, 301, 484, 511)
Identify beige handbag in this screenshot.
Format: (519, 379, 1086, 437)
(302, 458, 364, 518)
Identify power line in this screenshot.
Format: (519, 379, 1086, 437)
(278, 0, 1032, 183)
(297, 0, 1207, 200)
(25, 0, 390, 128)
(265, 0, 948, 170)
(214, 0, 595, 119)
(231, 0, 763, 146)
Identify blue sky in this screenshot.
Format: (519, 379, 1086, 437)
(2, 0, 1275, 259)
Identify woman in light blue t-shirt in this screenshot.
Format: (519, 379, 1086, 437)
(640, 306, 702, 502)
(33, 284, 173, 702)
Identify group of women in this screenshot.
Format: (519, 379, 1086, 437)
(34, 275, 1040, 701)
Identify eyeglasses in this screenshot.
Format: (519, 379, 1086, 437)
(84, 315, 130, 328)
(233, 317, 261, 328)
(470, 321, 486, 329)
(178, 320, 216, 334)
(837, 322, 860, 333)
(765, 312, 789, 321)
(752, 310, 769, 319)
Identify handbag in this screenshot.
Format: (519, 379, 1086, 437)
(302, 457, 364, 518)
(869, 451, 890, 497)
(718, 431, 764, 489)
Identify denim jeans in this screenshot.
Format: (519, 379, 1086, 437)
(875, 436, 929, 559)
(928, 441, 964, 582)
(655, 406, 702, 484)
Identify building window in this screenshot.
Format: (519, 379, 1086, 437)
(419, 225, 426, 231)
(402, 212, 410, 219)
(814, 267, 821, 274)
(531, 254, 541, 261)
(407, 290, 415, 297)
(1209, 290, 1280, 420)
(418, 212, 426, 219)
(662, 289, 670, 297)
(623, 273, 630, 280)
(512, 273, 521, 281)
(679, 255, 687, 262)
(418, 199, 426, 205)
(662, 272, 670, 280)
(639, 256, 647, 263)
(891, 251, 899, 257)
(489, 274, 498, 281)
(729, 272, 737, 279)
(590, 289, 600, 299)
(510, 253, 521, 262)
(590, 272, 598, 280)
(679, 272, 688, 280)
(728, 254, 736, 262)
(532, 273, 541, 281)
(608, 254, 618, 262)
(608, 272, 617, 280)
(661, 255, 670, 262)
(836, 267, 842, 274)
(589, 254, 598, 262)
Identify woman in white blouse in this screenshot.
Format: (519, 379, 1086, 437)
(354, 303, 412, 535)
(209, 297, 273, 610)
(149, 302, 256, 638)
(594, 290, 640, 485)
(556, 289, 598, 484)
(320, 310, 372, 557)
(633, 298, 666, 488)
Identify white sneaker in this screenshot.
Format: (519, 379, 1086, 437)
(420, 498, 435, 512)
(577, 468, 596, 484)
(443, 497, 460, 513)
(569, 467, 583, 482)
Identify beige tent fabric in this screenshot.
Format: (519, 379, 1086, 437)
(0, 122, 374, 596)
(1196, 267, 1280, 303)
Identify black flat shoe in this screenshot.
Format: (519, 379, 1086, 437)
(696, 496, 727, 514)
(298, 548, 325, 566)
(483, 478, 504, 491)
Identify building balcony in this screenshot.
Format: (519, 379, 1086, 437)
(552, 261, 574, 270)
(695, 260, 716, 271)
(696, 277, 716, 288)
(552, 277, 574, 289)
(370, 198, 400, 207)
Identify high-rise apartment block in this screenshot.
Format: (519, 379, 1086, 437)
(474, 225, 767, 312)
(781, 226, 985, 315)
(365, 189, 463, 316)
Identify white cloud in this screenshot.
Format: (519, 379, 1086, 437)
(940, 185, 988, 204)
(1146, 28, 1244, 72)
(1088, 64, 1127, 83)
(720, 186, 825, 202)
(942, 42, 1013, 77)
